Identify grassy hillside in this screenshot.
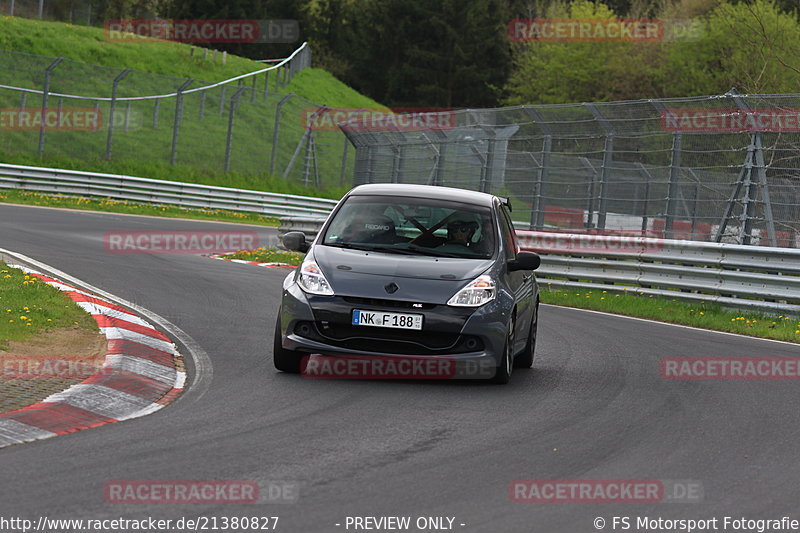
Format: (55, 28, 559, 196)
(0, 16, 373, 108)
(0, 16, 384, 199)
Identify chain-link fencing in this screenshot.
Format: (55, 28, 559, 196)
(0, 43, 361, 189)
(1, 36, 798, 247)
(340, 93, 800, 247)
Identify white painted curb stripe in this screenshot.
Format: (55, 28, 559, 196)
(0, 261, 187, 448)
(43, 384, 158, 420)
(74, 301, 150, 327)
(0, 419, 57, 445)
(103, 355, 177, 385)
(99, 327, 176, 353)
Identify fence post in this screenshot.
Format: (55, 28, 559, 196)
(650, 100, 682, 239)
(431, 131, 447, 187)
(524, 107, 552, 229)
(251, 75, 257, 104)
(218, 85, 226, 115)
(366, 145, 377, 183)
(483, 137, 496, 193)
(301, 131, 317, 185)
(339, 135, 349, 186)
(469, 144, 487, 192)
(9, 0, 14, 16)
(726, 90, 776, 246)
(635, 163, 654, 235)
(105, 68, 131, 161)
(752, 132, 776, 246)
(740, 139, 757, 245)
(224, 87, 248, 172)
(170, 78, 194, 166)
(580, 157, 598, 228)
(264, 71, 270, 98)
(269, 94, 295, 174)
(390, 141, 405, 184)
(38, 57, 63, 158)
(584, 103, 614, 231)
(288, 107, 326, 183)
(152, 99, 160, 129)
(37, 0, 43, 18)
(199, 91, 206, 120)
(691, 183, 699, 239)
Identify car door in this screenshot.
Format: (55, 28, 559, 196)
(498, 202, 532, 354)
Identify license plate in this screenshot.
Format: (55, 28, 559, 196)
(352, 309, 423, 330)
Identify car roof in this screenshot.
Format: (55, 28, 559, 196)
(346, 183, 500, 208)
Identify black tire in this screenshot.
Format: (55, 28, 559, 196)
(514, 299, 539, 369)
(491, 318, 514, 384)
(273, 313, 301, 373)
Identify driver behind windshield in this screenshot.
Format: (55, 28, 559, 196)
(445, 212, 480, 247)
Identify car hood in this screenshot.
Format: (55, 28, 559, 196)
(311, 245, 494, 303)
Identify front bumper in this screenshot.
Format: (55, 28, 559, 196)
(279, 281, 511, 376)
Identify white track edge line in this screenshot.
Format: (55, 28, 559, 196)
(541, 303, 800, 348)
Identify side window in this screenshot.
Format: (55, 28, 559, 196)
(499, 205, 518, 260)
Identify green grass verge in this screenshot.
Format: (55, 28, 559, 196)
(0, 189, 281, 226)
(0, 262, 97, 350)
(539, 285, 800, 343)
(223, 247, 305, 264)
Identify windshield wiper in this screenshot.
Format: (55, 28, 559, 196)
(324, 243, 417, 255)
(405, 244, 465, 258)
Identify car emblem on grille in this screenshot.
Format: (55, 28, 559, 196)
(385, 282, 399, 294)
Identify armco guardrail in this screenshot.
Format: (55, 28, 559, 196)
(0, 162, 338, 218)
(518, 231, 800, 315)
(2, 163, 795, 315)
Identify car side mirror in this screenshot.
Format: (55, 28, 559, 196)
(508, 251, 540, 272)
(282, 231, 310, 253)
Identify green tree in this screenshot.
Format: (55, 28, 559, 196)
(343, 0, 512, 108)
(661, 0, 800, 95)
(504, 1, 640, 104)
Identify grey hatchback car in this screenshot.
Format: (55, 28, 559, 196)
(274, 184, 541, 383)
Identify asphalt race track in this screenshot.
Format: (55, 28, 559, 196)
(1, 202, 800, 532)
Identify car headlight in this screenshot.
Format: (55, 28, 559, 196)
(447, 275, 495, 307)
(297, 260, 334, 296)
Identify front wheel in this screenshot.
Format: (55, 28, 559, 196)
(273, 313, 301, 373)
(491, 318, 514, 384)
(514, 299, 539, 369)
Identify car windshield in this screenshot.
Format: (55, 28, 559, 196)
(322, 195, 496, 259)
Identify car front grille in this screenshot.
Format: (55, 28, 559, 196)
(293, 321, 483, 356)
(342, 296, 436, 310)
